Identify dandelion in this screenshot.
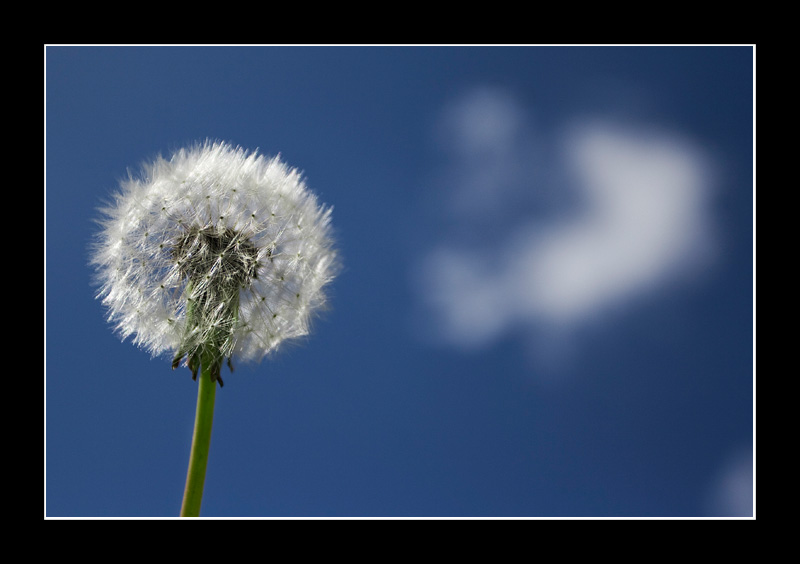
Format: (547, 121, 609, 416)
(91, 140, 339, 516)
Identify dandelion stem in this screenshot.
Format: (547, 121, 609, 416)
(180, 347, 219, 517)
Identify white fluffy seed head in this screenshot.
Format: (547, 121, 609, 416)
(91, 140, 339, 366)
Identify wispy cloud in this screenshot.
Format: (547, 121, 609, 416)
(432, 87, 535, 219)
(415, 87, 717, 351)
(704, 446, 754, 517)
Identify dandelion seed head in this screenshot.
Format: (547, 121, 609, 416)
(91, 140, 339, 369)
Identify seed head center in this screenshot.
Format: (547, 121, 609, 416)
(173, 225, 260, 291)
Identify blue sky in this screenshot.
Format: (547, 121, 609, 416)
(45, 46, 754, 518)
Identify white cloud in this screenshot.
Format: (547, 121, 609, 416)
(432, 87, 539, 220)
(416, 88, 717, 349)
(515, 123, 715, 324)
(440, 86, 523, 156)
(704, 447, 754, 517)
(417, 247, 511, 348)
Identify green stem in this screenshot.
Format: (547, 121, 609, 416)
(180, 348, 219, 517)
